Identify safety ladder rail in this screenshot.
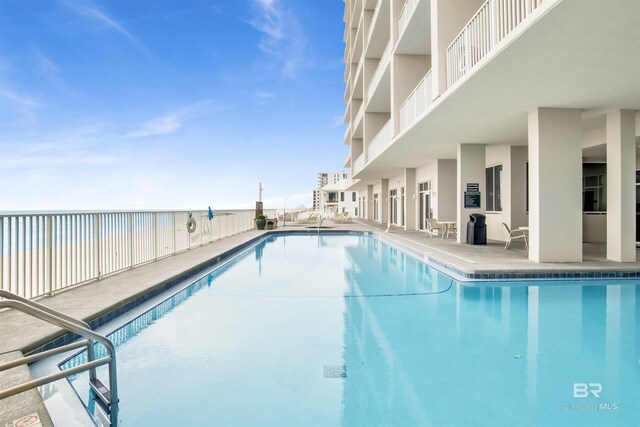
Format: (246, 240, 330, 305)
(0, 292, 119, 427)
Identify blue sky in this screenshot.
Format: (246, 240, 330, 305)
(0, 0, 347, 210)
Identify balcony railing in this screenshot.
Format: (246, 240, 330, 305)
(398, 0, 419, 38)
(353, 153, 366, 175)
(446, 0, 543, 87)
(367, 119, 392, 162)
(0, 209, 274, 299)
(399, 69, 433, 132)
(354, 102, 365, 126)
(366, 0, 384, 46)
(367, 41, 392, 101)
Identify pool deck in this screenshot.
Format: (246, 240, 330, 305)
(1, 222, 639, 425)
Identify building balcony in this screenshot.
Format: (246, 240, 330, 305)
(344, 124, 351, 145)
(367, 41, 392, 102)
(344, 151, 352, 168)
(366, 119, 392, 163)
(352, 152, 366, 175)
(354, 102, 365, 129)
(399, 69, 433, 133)
(397, 0, 420, 38)
(446, 0, 544, 87)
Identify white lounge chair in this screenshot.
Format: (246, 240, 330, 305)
(502, 223, 528, 250)
(426, 219, 444, 238)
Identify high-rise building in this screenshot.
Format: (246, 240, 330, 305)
(341, 0, 639, 263)
(313, 172, 359, 216)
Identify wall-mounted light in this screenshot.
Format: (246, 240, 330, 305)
(412, 194, 417, 200)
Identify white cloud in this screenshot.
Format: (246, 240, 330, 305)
(125, 100, 217, 139)
(0, 89, 42, 108)
(254, 90, 276, 105)
(61, 0, 150, 56)
(248, 0, 306, 77)
(31, 48, 60, 80)
(331, 115, 345, 128)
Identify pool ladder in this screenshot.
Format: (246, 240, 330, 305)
(0, 290, 119, 426)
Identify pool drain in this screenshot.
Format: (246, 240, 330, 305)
(324, 365, 347, 378)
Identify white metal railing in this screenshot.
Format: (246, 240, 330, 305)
(399, 69, 433, 132)
(0, 209, 275, 299)
(398, 0, 419, 38)
(353, 153, 366, 175)
(354, 101, 365, 126)
(367, 41, 392, 101)
(366, 0, 384, 44)
(446, 0, 543, 87)
(367, 119, 392, 162)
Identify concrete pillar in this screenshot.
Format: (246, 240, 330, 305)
(606, 110, 636, 262)
(457, 144, 486, 243)
(366, 185, 374, 221)
(508, 146, 529, 229)
(405, 168, 416, 230)
(381, 179, 389, 224)
(528, 108, 582, 262)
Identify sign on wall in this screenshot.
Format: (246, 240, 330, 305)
(464, 183, 481, 209)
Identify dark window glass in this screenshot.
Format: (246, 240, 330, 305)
(486, 167, 494, 211)
(340, 192, 344, 202)
(352, 192, 356, 201)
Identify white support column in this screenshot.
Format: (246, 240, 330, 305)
(366, 185, 374, 221)
(528, 108, 582, 262)
(606, 110, 636, 262)
(381, 179, 389, 224)
(405, 168, 417, 230)
(457, 144, 486, 243)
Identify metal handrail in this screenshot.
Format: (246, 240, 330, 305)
(0, 290, 98, 381)
(0, 297, 119, 426)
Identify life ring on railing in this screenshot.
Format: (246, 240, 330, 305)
(186, 217, 197, 234)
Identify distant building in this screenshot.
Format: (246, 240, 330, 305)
(315, 172, 359, 216)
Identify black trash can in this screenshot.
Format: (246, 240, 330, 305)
(466, 213, 487, 245)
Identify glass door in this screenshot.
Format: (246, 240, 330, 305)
(401, 187, 405, 227)
(373, 193, 379, 221)
(418, 181, 433, 231)
(390, 189, 398, 225)
(636, 170, 639, 245)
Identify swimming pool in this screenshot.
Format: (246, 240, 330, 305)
(47, 233, 639, 426)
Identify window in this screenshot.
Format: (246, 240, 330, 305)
(352, 192, 356, 202)
(390, 189, 398, 225)
(583, 164, 606, 212)
(340, 192, 345, 202)
(486, 165, 502, 212)
(373, 193, 379, 221)
(418, 181, 433, 230)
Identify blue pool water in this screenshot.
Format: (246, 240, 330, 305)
(61, 234, 639, 426)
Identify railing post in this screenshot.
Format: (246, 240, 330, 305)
(172, 212, 176, 254)
(153, 212, 158, 260)
(127, 213, 133, 268)
(93, 214, 101, 279)
(464, 27, 471, 77)
(45, 216, 52, 296)
(490, 0, 497, 49)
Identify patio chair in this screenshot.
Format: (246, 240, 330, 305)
(502, 223, 528, 250)
(426, 219, 444, 238)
